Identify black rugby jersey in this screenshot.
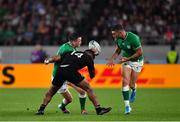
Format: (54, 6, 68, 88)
(60, 51, 95, 78)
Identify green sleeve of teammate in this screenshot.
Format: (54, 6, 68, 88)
(56, 44, 75, 56)
(56, 47, 65, 55)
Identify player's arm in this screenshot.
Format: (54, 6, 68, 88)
(106, 47, 121, 66)
(44, 55, 61, 64)
(87, 57, 95, 79)
(111, 47, 121, 60)
(119, 47, 143, 63)
(119, 36, 143, 63)
(127, 47, 143, 61)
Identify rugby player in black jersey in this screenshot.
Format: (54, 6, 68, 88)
(36, 41, 111, 115)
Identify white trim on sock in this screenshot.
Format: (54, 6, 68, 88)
(79, 93, 86, 98)
(122, 86, 129, 91)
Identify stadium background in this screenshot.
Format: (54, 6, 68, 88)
(0, 0, 180, 121)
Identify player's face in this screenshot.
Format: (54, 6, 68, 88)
(73, 37, 82, 47)
(112, 31, 123, 39)
(111, 31, 119, 39)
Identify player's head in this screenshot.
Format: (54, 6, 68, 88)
(68, 32, 82, 48)
(111, 24, 125, 39)
(88, 40, 101, 56)
(85, 40, 101, 59)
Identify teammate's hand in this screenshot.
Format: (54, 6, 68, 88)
(106, 58, 115, 67)
(119, 57, 128, 63)
(44, 58, 50, 64)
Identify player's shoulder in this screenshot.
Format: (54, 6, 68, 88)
(60, 42, 74, 50)
(56, 42, 69, 54)
(59, 42, 70, 49)
(128, 32, 140, 40)
(128, 31, 138, 37)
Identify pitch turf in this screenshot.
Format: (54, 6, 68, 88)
(0, 88, 180, 121)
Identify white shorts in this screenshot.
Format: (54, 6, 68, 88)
(51, 76, 68, 93)
(122, 60, 144, 72)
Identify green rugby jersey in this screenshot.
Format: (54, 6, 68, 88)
(52, 42, 77, 76)
(115, 32, 144, 61)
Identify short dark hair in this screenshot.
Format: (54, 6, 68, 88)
(111, 24, 124, 32)
(68, 32, 81, 41)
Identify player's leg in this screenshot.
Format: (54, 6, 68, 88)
(121, 64, 132, 114)
(57, 82, 72, 114)
(36, 68, 65, 115)
(129, 61, 143, 103)
(68, 82, 88, 115)
(36, 85, 60, 115)
(129, 71, 139, 103)
(77, 79, 112, 115)
(67, 70, 111, 115)
(77, 79, 98, 107)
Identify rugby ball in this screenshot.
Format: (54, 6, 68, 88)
(88, 40, 101, 55)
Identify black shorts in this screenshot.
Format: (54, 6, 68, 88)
(52, 67, 84, 87)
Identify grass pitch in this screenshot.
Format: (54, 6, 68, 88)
(0, 88, 180, 121)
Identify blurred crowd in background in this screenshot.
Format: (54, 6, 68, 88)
(0, 0, 179, 46)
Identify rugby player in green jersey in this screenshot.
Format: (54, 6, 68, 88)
(53, 32, 88, 115)
(107, 24, 144, 114)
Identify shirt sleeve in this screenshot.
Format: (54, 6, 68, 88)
(115, 38, 122, 49)
(57, 46, 73, 56)
(56, 47, 63, 55)
(131, 35, 142, 50)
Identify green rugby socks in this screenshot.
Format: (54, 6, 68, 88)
(122, 86, 130, 107)
(79, 93, 87, 110)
